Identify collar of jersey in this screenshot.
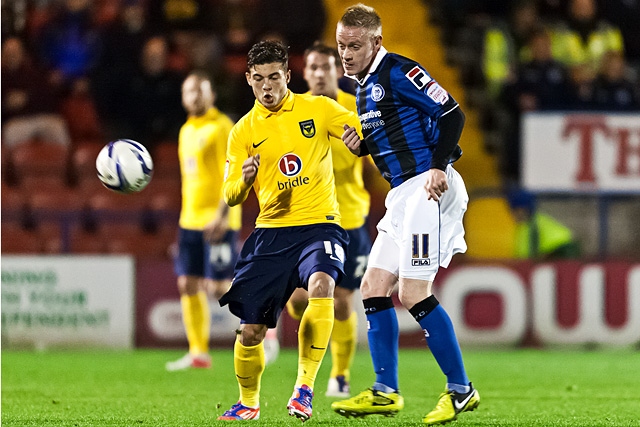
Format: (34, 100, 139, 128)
(254, 89, 294, 117)
(189, 107, 219, 123)
(344, 46, 388, 86)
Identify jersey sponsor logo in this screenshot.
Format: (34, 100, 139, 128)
(359, 110, 382, 121)
(278, 153, 302, 177)
(299, 119, 316, 138)
(277, 153, 310, 190)
(359, 109, 385, 131)
(252, 137, 268, 148)
(371, 84, 385, 102)
(405, 65, 431, 90)
(425, 81, 449, 105)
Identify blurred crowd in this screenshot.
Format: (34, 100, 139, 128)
(5, 0, 639, 182)
(1, 0, 327, 151)
(429, 0, 640, 184)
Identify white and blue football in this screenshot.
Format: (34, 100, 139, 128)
(96, 139, 153, 193)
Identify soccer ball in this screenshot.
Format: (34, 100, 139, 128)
(96, 139, 153, 193)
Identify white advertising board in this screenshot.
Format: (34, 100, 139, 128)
(522, 112, 640, 192)
(1, 255, 134, 349)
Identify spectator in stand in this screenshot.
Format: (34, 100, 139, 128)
(550, 0, 624, 80)
(92, 0, 149, 139)
(597, 0, 640, 73)
(146, 0, 224, 73)
(507, 28, 572, 112)
(507, 189, 581, 260)
(120, 36, 185, 148)
(1, 37, 71, 147)
(589, 51, 640, 111)
(501, 28, 572, 182)
(253, 0, 326, 54)
(482, 0, 540, 101)
(34, 0, 101, 88)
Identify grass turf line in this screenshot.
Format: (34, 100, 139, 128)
(2, 349, 639, 426)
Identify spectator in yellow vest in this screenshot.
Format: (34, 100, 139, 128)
(507, 189, 581, 260)
(550, 0, 624, 78)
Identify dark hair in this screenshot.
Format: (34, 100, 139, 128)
(247, 40, 289, 70)
(303, 41, 341, 68)
(186, 69, 215, 90)
(339, 3, 382, 36)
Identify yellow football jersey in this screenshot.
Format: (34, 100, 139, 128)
(179, 107, 242, 230)
(224, 90, 361, 228)
(331, 90, 370, 230)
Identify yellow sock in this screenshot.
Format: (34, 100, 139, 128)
(180, 291, 210, 354)
(296, 297, 334, 389)
(234, 338, 265, 408)
(286, 300, 303, 321)
(330, 311, 357, 380)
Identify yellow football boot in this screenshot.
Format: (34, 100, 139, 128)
(332, 388, 404, 418)
(423, 384, 480, 425)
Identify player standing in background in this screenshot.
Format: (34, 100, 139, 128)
(284, 41, 372, 398)
(331, 4, 480, 425)
(217, 40, 361, 422)
(166, 71, 241, 372)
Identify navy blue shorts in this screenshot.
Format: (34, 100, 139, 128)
(174, 227, 239, 280)
(219, 223, 349, 328)
(341, 224, 372, 290)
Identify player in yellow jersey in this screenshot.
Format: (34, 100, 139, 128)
(279, 42, 372, 398)
(166, 71, 242, 372)
(217, 40, 361, 422)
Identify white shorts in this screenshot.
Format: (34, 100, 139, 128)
(368, 165, 468, 281)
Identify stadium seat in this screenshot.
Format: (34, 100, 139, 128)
(87, 189, 149, 235)
(11, 140, 71, 187)
(106, 230, 172, 259)
(28, 187, 84, 253)
(71, 139, 105, 183)
(69, 225, 107, 254)
(1, 224, 43, 254)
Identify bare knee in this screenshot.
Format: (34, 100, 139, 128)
(177, 276, 201, 295)
(307, 271, 335, 299)
(207, 279, 231, 300)
(360, 268, 397, 299)
(238, 324, 268, 346)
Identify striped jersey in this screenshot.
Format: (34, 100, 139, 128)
(349, 47, 461, 188)
(178, 107, 242, 230)
(330, 90, 370, 230)
(224, 90, 361, 228)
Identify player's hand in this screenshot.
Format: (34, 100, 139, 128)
(424, 168, 448, 202)
(203, 217, 228, 243)
(342, 124, 361, 155)
(242, 154, 260, 186)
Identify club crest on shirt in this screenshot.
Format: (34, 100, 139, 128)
(371, 84, 385, 102)
(299, 119, 316, 138)
(405, 65, 431, 90)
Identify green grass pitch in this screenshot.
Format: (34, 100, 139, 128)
(2, 348, 639, 426)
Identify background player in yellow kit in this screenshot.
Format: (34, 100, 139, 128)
(166, 71, 242, 372)
(217, 40, 361, 422)
(284, 41, 372, 398)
